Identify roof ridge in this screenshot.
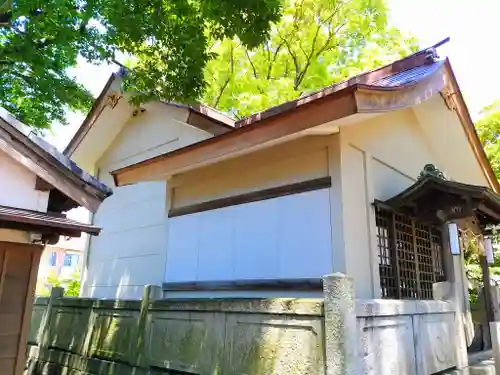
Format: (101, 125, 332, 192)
(236, 38, 449, 127)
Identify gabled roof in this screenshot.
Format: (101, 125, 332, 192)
(64, 69, 235, 157)
(379, 165, 500, 226)
(0, 109, 112, 213)
(111, 39, 499, 194)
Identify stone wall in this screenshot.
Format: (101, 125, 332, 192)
(355, 299, 457, 375)
(25, 277, 462, 375)
(25, 287, 325, 375)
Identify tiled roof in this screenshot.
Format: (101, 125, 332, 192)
(29, 135, 112, 197)
(0, 205, 100, 235)
(372, 61, 444, 87)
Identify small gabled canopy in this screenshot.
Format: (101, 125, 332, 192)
(380, 165, 500, 226)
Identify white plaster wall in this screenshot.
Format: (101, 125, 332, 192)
(0, 150, 49, 211)
(171, 136, 331, 208)
(338, 109, 437, 298)
(166, 189, 333, 283)
(337, 101, 490, 299)
(413, 95, 489, 187)
(81, 102, 214, 299)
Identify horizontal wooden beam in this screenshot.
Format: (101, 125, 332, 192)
(168, 177, 332, 217)
(162, 278, 323, 292)
(112, 91, 356, 186)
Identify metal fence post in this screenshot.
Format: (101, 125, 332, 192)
(322, 273, 358, 375)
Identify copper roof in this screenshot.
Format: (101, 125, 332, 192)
(380, 169, 500, 226)
(0, 205, 100, 235)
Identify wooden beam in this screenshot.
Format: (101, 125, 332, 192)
(443, 60, 500, 194)
(112, 91, 357, 186)
(168, 177, 332, 217)
(163, 278, 323, 292)
(0, 135, 101, 213)
(34, 177, 52, 192)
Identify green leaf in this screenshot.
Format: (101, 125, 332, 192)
(0, 0, 282, 129)
(202, 0, 418, 117)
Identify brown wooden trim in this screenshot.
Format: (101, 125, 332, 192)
(0, 124, 103, 213)
(111, 41, 460, 188)
(112, 92, 356, 186)
(34, 177, 53, 192)
(169, 177, 331, 217)
(444, 60, 500, 194)
(64, 74, 117, 155)
(162, 278, 323, 292)
(15, 245, 42, 375)
(235, 38, 449, 128)
(187, 111, 233, 136)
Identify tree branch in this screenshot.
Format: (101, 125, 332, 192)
(267, 41, 284, 80)
(245, 49, 258, 79)
(282, 37, 301, 88)
(294, 5, 345, 89)
(213, 43, 234, 108)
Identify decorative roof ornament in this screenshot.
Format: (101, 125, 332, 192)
(105, 92, 123, 109)
(419, 164, 447, 180)
(425, 47, 439, 63)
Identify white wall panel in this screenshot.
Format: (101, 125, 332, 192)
(0, 151, 49, 211)
(165, 214, 199, 282)
(165, 189, 333, 283)
(197, 209, 234, 281)
(277, 190, 332, 278)
(82, 102, 215, 299)
(233, 198, 280, 280)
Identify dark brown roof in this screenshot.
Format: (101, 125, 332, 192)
(380, 170, 500, 226)
(110, 38, 500, 195)
(0, 111, 112, 213)
(235, 38, 448, 127)
(0, 205, 100, 236)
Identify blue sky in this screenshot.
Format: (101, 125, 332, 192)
(45, 0, 500, 149)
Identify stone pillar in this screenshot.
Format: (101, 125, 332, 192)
(39, 286, 64, 350)
(135, 284, 162, 366)
(323, 273, 358, 375)
(490, 322, 500, 375)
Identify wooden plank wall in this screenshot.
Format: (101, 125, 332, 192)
(0, 242, 42, 375)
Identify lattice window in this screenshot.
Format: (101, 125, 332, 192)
(375, 206, 445, 300)
(375, 207, 397, 298)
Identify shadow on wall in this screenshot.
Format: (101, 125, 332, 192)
(83, 250, 164, 300)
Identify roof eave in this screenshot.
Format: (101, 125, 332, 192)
(64, 73, 118, 156)
(110, 72, 446, 187)
(111, 86, 360, 187)
(441, 59, 500, 194)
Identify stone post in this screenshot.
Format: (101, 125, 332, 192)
(322, 273, 358, 375)
(135, 284, 162, 367)
(490, 321, 500, 375)
(39, 286, 64, 350)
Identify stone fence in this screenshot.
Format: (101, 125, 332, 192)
(25, 275, 461, 375)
